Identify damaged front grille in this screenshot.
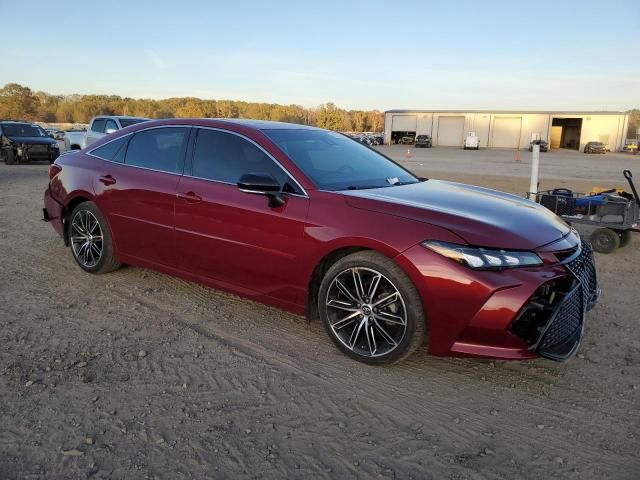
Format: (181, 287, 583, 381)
(566, 240, 598, 310)
(510, 240, 598, 361)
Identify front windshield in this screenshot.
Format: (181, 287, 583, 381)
(264, 129, 419, 191)
(119, 118, 148, 128)
(3, 123, 47, 137)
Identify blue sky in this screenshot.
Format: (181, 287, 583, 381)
(1, 0, 638, 110)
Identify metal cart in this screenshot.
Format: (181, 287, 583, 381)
(531, 170, 640, 254)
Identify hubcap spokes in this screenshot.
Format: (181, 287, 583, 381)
(70, 210, 103, 268)
(326, 267, 407, 357)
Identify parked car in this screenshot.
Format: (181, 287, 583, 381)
(64, 116, 148, 151)
(463, 132, 479, 150)
(370, 135, 384, 146)
(529, 140, 549, 152)
(1, 121, 60, 164)
(584, 141, 606, 154)
(54, 130, 66, 141)
(415, 134, 432, 148)
(44, 119, 598, 364)
(398, 135, 415, 145)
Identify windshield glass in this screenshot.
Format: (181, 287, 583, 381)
(264, 129, 419, 191)
(119, 118, 148, 128)
(3, 123, 47, 137)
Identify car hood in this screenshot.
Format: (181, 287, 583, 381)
(7, 136, 57, 146)
(342, 180, 571, 250)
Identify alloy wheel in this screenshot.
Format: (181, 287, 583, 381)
(70, 209, 103, 268)
(325, 267, 408, 358)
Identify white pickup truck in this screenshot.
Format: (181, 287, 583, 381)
(64, 115, 148, 151)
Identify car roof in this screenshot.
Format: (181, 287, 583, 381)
(128, 118, 322, 132)
(210, 118, 320, 130)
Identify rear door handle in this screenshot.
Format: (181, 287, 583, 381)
(99, 174, 116, 186)
(176, 191, 202, 203)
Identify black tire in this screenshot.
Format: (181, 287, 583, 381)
(590, 228, 620, 254)
(68, 201, 121, 273)
(615, 230, 633, 248)
(2, 149, 16, 165)
(318, 251, 426, 365)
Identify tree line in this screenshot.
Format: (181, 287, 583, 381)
(0, 83, 384, 132)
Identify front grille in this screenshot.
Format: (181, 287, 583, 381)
(510, 239, 598, 361)
(566, 241, 598, 309)
(539, 286, 582, 351)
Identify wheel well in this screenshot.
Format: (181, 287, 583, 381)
(70, 144, 81, 150)
(306, 246, 370, 320)
(62, 197, 90, 245)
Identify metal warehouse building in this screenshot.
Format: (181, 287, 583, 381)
(384, 110, 629, 151)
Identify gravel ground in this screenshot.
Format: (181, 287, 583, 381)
(0, 155, 638, 480)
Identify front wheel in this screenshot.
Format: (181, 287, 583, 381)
(318, 251, 426, 364)
(2, 149, 16, 164)
(68, 201, 121, 273)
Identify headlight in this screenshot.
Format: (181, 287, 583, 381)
(50, 143, 59, 149)
(422, 240, 543, 269)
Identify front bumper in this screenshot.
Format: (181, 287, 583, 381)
(395, 240, 599, 361)
(15, 145, 59, 161)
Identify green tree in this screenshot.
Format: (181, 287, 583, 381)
(0, 83, 40, 120)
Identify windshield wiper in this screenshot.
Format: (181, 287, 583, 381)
(345, 185, 388, 190)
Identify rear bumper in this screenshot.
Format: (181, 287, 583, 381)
(395, 241, 599, 361)
(43, 188, 64, 238)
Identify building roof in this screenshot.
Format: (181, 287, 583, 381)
(384, 109, 628, 115)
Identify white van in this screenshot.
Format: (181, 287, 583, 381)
(463, 132, 479, 150)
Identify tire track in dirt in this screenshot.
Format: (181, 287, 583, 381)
(1, 163, 638, 479)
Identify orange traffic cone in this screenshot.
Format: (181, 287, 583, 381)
(515, 149, 521, 162)
(406, 148, 411, 158)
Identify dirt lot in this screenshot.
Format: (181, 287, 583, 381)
(1, 150, 639, 479)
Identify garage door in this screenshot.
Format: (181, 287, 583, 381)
(391, 115, 417, 132)
(437, 116, 465, 146)
(492, 117, 522, 148)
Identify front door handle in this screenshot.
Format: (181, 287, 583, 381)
(176, 191, 202, 203)
(99, 174, 116, 186)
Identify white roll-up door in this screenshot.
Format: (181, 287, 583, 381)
(437, 116, 465, 146)
(492, 117, 522, 148)
(391, 115, 417, 131)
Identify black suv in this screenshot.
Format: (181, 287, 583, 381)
(528, 139, 548, 152)
(415, 134, 432, 148)
(0, 121, 60, 164)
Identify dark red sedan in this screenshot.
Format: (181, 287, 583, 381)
(43, 119, 599, 364)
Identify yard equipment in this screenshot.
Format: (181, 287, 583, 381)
(531, 170, 639, 254)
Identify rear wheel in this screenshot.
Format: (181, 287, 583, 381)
(590, 228, 620, 254)
(68, 201, 121, 273)
(615, 230, 633, 248)
(318, 251, 426, 364)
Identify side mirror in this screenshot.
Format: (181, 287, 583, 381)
(105, 127, 117, 134)
(237, 173, 286, 208)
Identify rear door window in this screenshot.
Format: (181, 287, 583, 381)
(124, 127, 188, 173)
(91, 119, 106, 133)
